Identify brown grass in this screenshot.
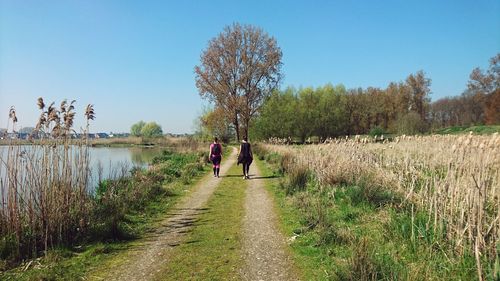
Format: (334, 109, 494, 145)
(261, 133, 500, 280)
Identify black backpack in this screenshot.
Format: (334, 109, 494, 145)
(212, 144, 221, 155)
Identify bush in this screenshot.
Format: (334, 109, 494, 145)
(395, 112, 428, 135)
(369, 126, 386, 137)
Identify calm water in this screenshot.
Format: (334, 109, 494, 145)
(0, 145, 165, 191)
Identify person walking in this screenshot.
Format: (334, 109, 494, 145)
(237, 136, 253, 179)
(209, 137, 222, 177)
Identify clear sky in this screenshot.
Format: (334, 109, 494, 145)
(1, 0, 499, 133)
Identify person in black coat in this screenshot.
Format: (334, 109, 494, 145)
(237, 136, 253, 179)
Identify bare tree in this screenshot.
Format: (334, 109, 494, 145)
(406, 70, 432, 121)
(195, 23, 282, 141)
(467, 53, 500, 125)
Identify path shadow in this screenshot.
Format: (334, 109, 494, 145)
(221, 174, 280, 180)
(173, 207, 209, 211)
(248, 175, 280, 180)
(221, 174, 243, 178)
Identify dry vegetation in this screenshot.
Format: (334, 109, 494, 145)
(262, 133, 499, 280)
(0, 99, 208, 272)
(0, 99, 95, 263)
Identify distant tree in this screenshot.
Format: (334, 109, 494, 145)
(485, 89, 500, 124)
(131, 121, 145, 137)
(406, 71, 431, 121)
(366, 87, 386, 130)
(396, 112, 428, 135)
(467, 53, 500, 125)
(468, 54, 499, 94)
(141, 122, 163, 138)
(295, 87, 320, 143)
(385, 82, 404, 129)
(345, 88, 370, 135)
(430, 97, 457, 128)
(195, 23, 283, 141)
(316, 84, 348, 140)
(252, 88, 298, 140)
(460, 91, 487, 125)
(199, 107, 233, 143)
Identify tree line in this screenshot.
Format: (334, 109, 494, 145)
(194, 23, 498, 142)
(251, 77, 430, 142)
(431, 54, 499, 127)
(249, 54, 499, 141)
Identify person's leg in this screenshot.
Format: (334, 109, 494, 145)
(215, 157, 221, 177)
(245, 163, 250, 178)
(213, 167, 216, 176)
(242, 163, 247, 178)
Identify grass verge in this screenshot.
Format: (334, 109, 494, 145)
(154, 163, 246, 280)
(255, 158, 332, 281)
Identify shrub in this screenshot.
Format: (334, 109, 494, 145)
(369, 126, 386, 137)
(395, 112, 428, 135)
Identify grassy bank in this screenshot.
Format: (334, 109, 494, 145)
(433, 125, 500, 135)
(0, 136, 204, 149)
(0, 149, 208, 280)
(255, 140, 498, 281)
(154, 163, 246, 280)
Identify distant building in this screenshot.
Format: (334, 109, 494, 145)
(94, 133, 109, 139)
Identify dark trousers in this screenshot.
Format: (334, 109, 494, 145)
(242, 162, 250, 176)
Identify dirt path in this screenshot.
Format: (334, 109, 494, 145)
(91, 147, 237, 281)
(240, 162, 299, 281)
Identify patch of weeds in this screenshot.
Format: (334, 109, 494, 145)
(90, 243, 114, 255)
(281, 166, 311, 195)
(0, 234, 18, 261)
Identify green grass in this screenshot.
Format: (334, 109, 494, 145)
(0, 153, 209, 281)
(433, 125, 500, 135)
(257, 154, 483, 281)
(154, 163, 246, 280)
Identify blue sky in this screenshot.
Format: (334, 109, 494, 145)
(1, 0, 499, 133)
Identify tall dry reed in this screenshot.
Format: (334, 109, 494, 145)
(262, 133, 499, 280)
(0, 98, 95, 260)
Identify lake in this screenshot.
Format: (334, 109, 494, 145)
(0, 145, 166, 192)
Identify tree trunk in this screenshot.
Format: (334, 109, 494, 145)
(234, 112, 240, 142)
(243, 118, 249, 140)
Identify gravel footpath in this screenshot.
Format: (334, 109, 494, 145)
(91, 147, 237, 281)
(240, 163, 299, 281)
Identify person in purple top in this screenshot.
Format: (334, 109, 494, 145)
(209, 137, 222, 177)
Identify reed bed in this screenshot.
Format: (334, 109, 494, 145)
(0, 99, 95, 262)
(261, 133, 500, 280)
